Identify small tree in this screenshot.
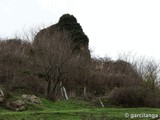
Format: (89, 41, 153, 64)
(0, 39, 30, 87)
(33, 29, 83, 100)
(142, 60, 160, 90)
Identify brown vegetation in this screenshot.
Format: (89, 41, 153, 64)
(0, 14, 160, 107)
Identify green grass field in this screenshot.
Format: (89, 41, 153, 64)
(0, 98, 160, 120)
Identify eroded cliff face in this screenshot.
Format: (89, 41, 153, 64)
(34, 14, 90, 59)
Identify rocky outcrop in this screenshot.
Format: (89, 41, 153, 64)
(34, 14, 90, 58)
(6, 100, 26, 111)
(58, 14, 89, 50)
(0, 88, 42, 111)
(22, 94, 41, 104)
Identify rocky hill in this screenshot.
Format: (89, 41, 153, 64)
(34, 14, 90, 58)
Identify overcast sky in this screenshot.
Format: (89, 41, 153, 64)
(0, 0, 160, 60)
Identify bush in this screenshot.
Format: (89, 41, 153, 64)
(145, 89, 160, 108)
(106, 74, 142, 90)
(108, 87, 147, 107)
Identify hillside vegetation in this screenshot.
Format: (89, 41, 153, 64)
(1, 98, 160, 120)
(0, 14, 160, 119)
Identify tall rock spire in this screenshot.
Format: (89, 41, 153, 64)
(34, 14, 90, 57)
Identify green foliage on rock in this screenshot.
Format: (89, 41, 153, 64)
(58, 14, 89, 50)
(34, 14, 89, 52)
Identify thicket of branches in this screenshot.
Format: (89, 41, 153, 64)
(0, 29, 160, 107)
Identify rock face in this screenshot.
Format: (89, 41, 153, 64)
(22, 94, 41, 104)
(34, 14, 90, 58)
(0, 88, 27, 111)
(6, 100, 26, 111)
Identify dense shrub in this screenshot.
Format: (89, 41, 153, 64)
(108, 87, 147, 107)
(1, 14, 160, 104)
(108, 86, 160, 107)
(145, 89, 160, 108)
(105, 74, 142, 90)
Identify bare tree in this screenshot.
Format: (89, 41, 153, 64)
(142, 60, 160, 90)
(33, 29, 83, 100)
(118, 52, 160, 89)
(0, 39, 30, 87)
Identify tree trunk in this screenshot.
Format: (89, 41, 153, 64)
(60, 82, 64, 97)
(83, 85, 88, 98)
(46, 79, 51, 97)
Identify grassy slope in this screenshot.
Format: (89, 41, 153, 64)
(0, 98, 160, 120)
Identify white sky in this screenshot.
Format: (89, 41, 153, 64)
(0, 0, 160, 60)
